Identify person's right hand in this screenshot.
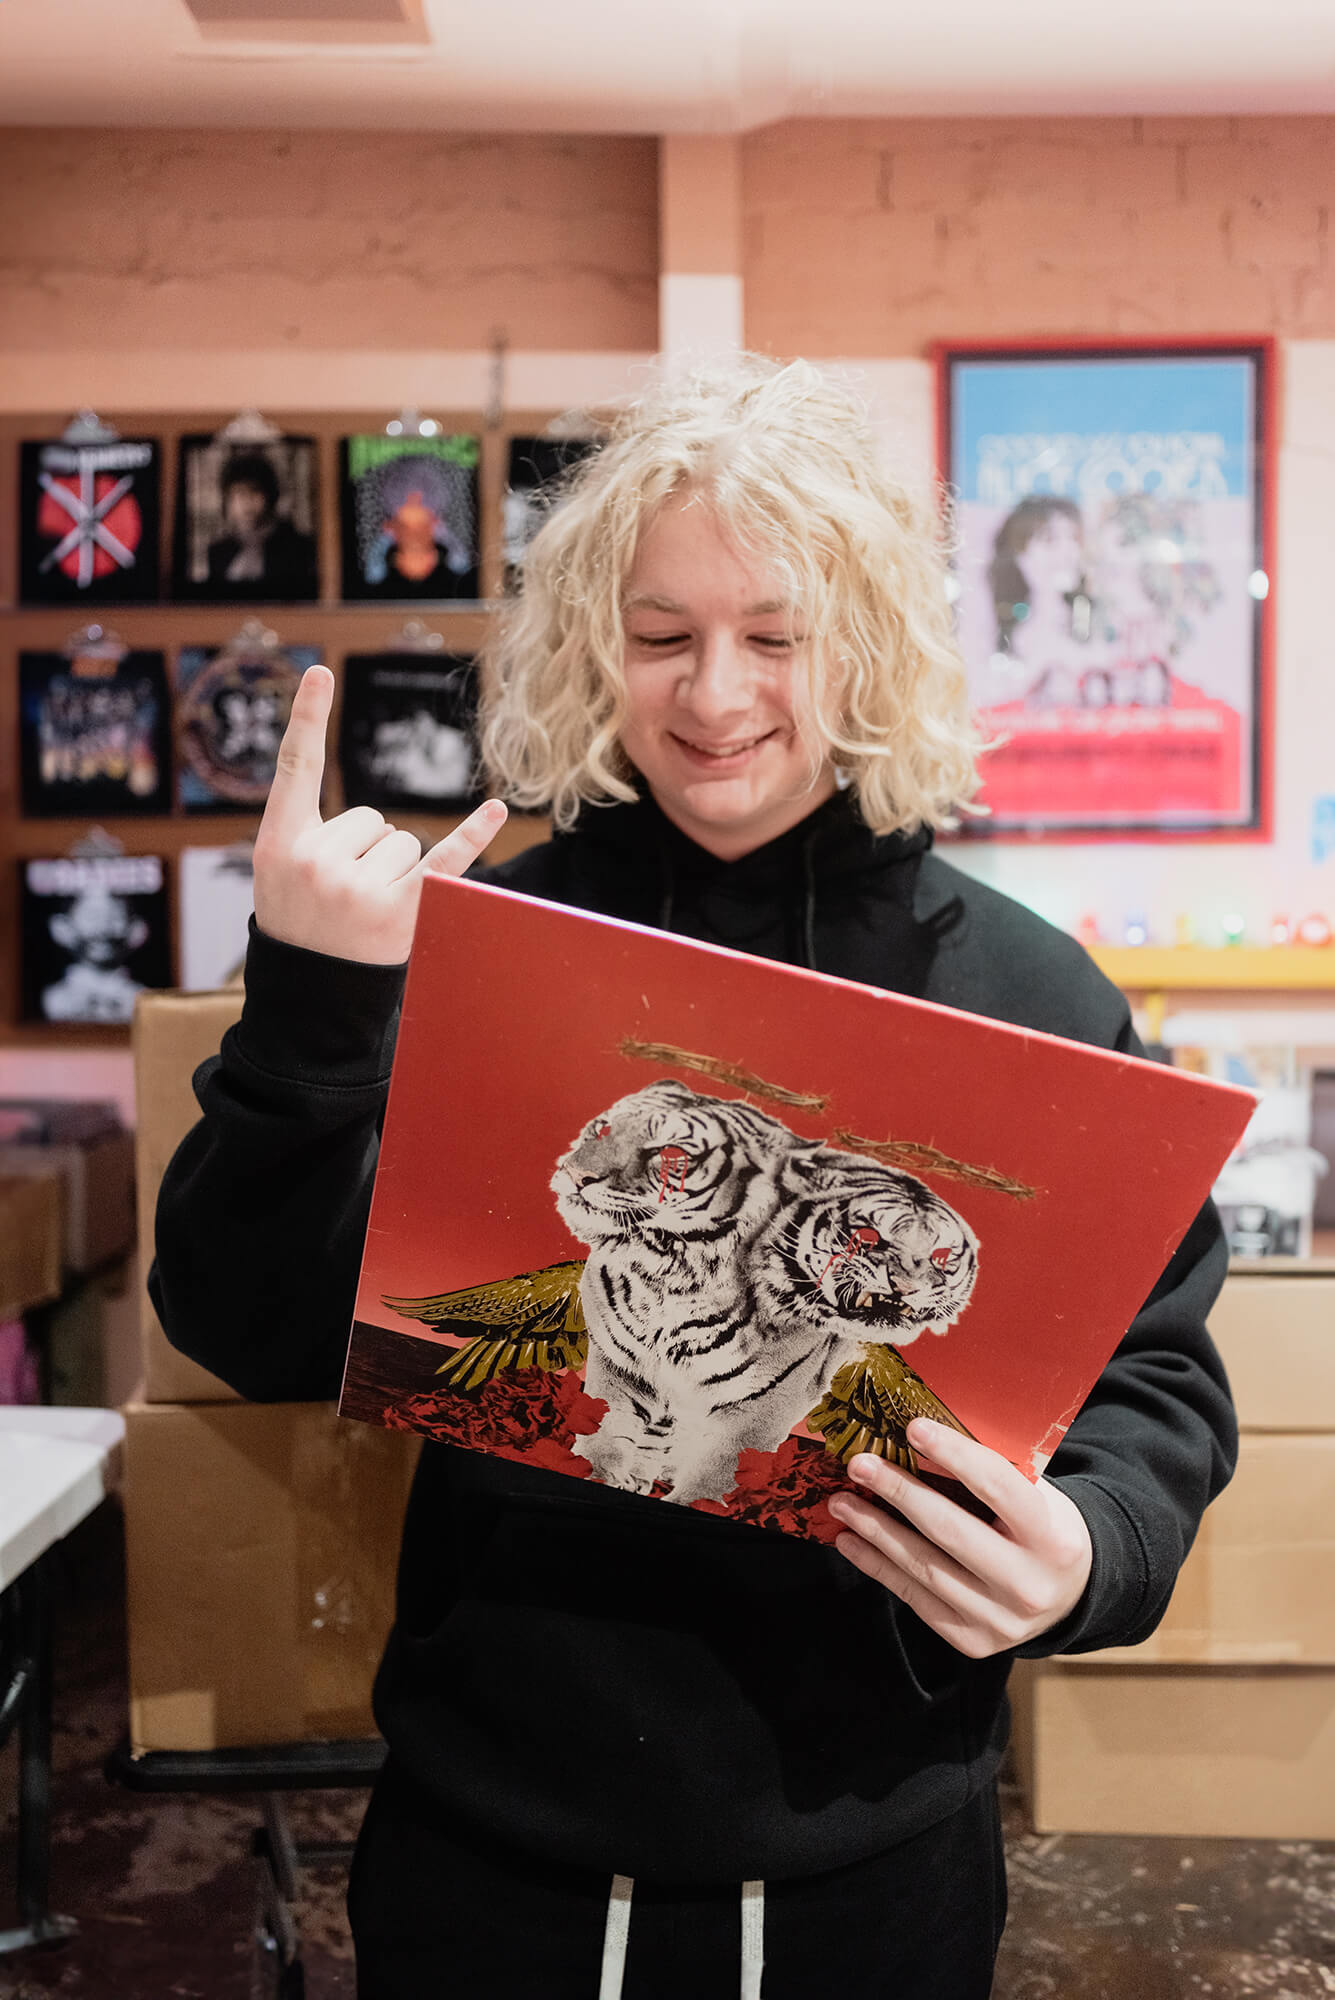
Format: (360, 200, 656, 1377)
(252, 663, 508, 965)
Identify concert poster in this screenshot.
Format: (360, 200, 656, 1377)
(19, 437, 162, 605)
(20, 852, 171, 1025)
(172, 433, 320, 602)
(19, 648, 172, 818)
(502, 435, 599, 590)
(339, 434, 480, 602)
(339, 879, 1252, 1543)
(338, 652, 482, 814)
(940, 343, 1269, 835)
(175, 640, 318, 813)
(178, 845, 255, 990)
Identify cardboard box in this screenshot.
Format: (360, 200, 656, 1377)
(1207, 1271, 1335, 1430)
(1010, 1658, 1335, 1840)
(124, 1399, 419, 1751)
(1074, 1433, 1335, 1667)
(133, 989, 244, 1403)
(0, 1171, 63, 1318)
(0, 1128, 135, 1275)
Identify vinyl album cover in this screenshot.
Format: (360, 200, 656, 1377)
(178, 845, 255, 990)
(340, 880, 1253, 1543)
(337, 652, 481, 813)
(339, 435, 480, 601)
(502, 435, 599, 590)
(19, 437, 162, 604)
(172, 434, 320, 602)
(20, 853, 171, 1025)
(19, 648, 172, 818)
(175, 640, 318, 813)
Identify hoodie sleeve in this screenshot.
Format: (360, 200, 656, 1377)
(148, 921, 406, 1403)
(1014, 1021, 1239, 1658)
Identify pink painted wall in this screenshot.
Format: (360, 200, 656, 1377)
(744, 116, 1334, 354)
(0, 128, 660, 354)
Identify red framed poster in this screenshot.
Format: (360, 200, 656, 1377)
(936, 339, 1275, 840)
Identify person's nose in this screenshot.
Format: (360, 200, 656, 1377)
(677, 629, 754, 726)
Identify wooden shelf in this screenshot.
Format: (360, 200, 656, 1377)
(1090, 947, 1335, 991)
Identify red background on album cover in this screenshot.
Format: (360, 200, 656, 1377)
(351, 875, 1252, 1477)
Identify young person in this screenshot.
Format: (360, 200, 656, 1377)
(152, 358, 1236, 2000)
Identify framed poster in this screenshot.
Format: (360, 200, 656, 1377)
(179, 845, 254, 989)
(338, 650, 482, 814)
(19, 435, 162, 605)
(339, 433, 480, 601)
(19, 645, 172, 818)
(20, 852, 171, 1024)
(172, 432, 320, 602)
(938, 340, 1272, 837)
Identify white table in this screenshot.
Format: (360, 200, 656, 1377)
(0, 1405, 124, 1954)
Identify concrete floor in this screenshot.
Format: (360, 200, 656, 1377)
(2, 1504, 1333, 1999)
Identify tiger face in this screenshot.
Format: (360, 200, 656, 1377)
(759, 1151, 979, 1347)
(552, 1080, 796, 1248)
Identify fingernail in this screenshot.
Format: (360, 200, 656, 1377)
(906, 1419, 937, 1446)
(848, 1455, 877, 1484)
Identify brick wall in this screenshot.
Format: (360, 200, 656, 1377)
(0, 128, 659, 354)
(744, 117, 1334, 354)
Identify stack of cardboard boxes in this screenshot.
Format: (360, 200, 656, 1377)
(126, 990, 420, 1754)
(1012, 1269, 1335, 1838)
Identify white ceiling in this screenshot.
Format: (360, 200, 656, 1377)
(2, 0, 1335, 132)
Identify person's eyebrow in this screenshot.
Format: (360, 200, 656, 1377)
(623, 594, 791, 616)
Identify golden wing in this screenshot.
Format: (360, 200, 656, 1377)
(806, 1344, 974, 1474)
(381, 1259, 588, 1392)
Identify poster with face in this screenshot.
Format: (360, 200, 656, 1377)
(338, 652, 482, 814)
(179, 845, 255, 990)
(20, 853, 171, 1025)
(339, 434, 480, 601)
(19, 648, 172, 818)
(175, 639, 318, 813)
(19, 437, 162, 605)
(943, 346, 1268, 834)
(172, 434, 321, 602)
(502, 435, 599, 591)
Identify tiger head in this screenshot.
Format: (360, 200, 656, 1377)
(552, 1079, 797, 1248)
(759, 1150, 979, 1347)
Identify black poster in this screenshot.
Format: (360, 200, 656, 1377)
(172, 433, 320, 602)
(20, 853, 171, 1024)
(339, 435, 480, 601)
(176, 641, 317, 813)
(338, 652, 482, 813)
(19, 649, 172, 818)
(19, 438, 162, 604)
(502, 435, 598, 589)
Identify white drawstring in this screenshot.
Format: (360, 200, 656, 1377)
(740, 1879, 766, 2000)
(598, 1874, 635, 2000)
(596, 1874, 766, 2000)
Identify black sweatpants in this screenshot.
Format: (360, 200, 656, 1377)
(349, 1759, 1007, 1999)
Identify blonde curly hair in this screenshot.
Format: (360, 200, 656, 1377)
(480, 355, 984, 836)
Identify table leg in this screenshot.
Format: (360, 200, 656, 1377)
(0, 1554, 76, 1953)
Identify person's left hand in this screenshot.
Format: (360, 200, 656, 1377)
(826, 1419, 1093, 1659)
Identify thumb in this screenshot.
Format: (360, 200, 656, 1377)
(416, 799, 509, 881)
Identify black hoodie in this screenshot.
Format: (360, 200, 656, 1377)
(150, 790, 1236, 1883)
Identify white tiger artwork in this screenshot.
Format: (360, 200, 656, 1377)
(552, 1081, 979, 1505)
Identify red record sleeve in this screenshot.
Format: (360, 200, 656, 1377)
(341, 875, 1252, 1544)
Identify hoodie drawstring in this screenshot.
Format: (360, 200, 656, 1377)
(597, 1876, 766, 1999)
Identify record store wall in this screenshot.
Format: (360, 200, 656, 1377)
(3, 118, 1335, 1100)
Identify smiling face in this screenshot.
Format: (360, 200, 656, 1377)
(616, 494, 839, 860)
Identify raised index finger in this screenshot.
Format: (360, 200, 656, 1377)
(260, 662, 333, 843)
